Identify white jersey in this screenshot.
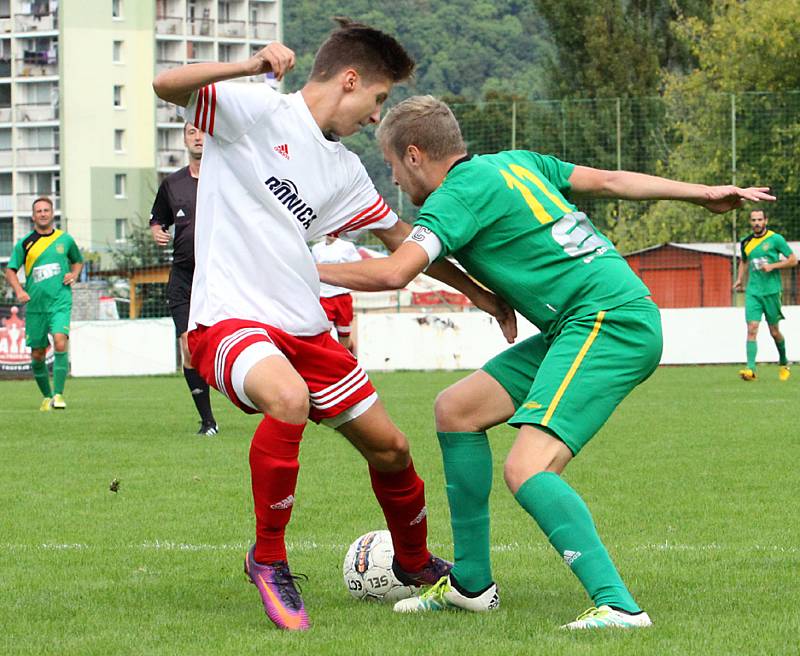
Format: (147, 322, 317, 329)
(186, 82, 398, 336)
(311, 238, 362, 297)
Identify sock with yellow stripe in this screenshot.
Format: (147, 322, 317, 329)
(746, 340, 757, 370)
(53, 351, 68, 395)
(437, 431, 494, 592)
(32, 358, 52, 398)
(515, 471, 640, 613)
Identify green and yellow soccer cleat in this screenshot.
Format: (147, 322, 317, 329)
(393, 575, 499, 613)
(562, 605, 652, 630)
(779, 366, 791, 382)
(39, 397, 53, 412)
(52, 394, 67, 409)
(738, 368, 757, 381)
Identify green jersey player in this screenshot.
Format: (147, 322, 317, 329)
(4, 197, 83, 410)
(733, 209, 797, 381)
(317, 96, 775, 630)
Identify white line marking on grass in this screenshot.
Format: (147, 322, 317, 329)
(1, 541, 796, 554)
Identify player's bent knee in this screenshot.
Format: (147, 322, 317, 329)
(503, 457, 545, 495)
(30, 348, 46, 362)
(251, 383, 310, 423)
(434, 388, 471, 432)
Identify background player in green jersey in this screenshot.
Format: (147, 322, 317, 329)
(4, 197, 83, 410)
(733, 209, 797, 381)
(317, 95, 775, 629)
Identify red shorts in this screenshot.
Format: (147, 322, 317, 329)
(320, 294, 354, 335)
(188, 318, 375, 423)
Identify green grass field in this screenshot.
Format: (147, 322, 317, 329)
(1, 366, 798, 655)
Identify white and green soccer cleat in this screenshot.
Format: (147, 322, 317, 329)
(52, 394, 66, 409)
(393, 575, 499, 613)
(561, 605, 652, 630)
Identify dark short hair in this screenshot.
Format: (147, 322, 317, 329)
(750, 208, 768, 219)
(310, 17, 415, 84)
(32, 196, 53, 211)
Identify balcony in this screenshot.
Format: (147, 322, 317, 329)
(218, 20, 246, 38)
(0, 18, 11, 34)
(0, 194, 12, 211)
(158, 149, 185, 168)
(16, 147, 58, 167)
(0, 149, 11, 166)
(0, 107, 10, 122)
(17, 54, 58, 78)
(15, 13, 58, 33)
(155, 16, 183, 36)
(157, 102, 183, 124)
(16, 103, 58, 122)
(156, 59, 183, 75)
(17, 193, 60, 212)
(250, 21, 277, 41)
(187, 17, 214, 37)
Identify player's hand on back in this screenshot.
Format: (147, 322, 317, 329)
(700, 186, 776, 214)
(245, 42, 296, 80)
(472, 289, 518, 344)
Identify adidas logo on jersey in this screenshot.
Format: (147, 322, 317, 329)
(563, 549, 582, 566)
(270, 495, 295, 510)
(176, 209, 186, 217)
(274, 143, 290, 159)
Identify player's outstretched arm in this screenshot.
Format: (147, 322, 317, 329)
(568, 166, 776, 213)
(153, 42, 295, 107)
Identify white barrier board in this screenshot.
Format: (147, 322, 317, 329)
(357, 306, 800, 371)
(71, 319, 176, 377)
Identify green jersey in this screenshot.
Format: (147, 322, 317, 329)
(7, 229, 83, 313)
(740, 230, 792, 296)
(415, 151, 650, 341)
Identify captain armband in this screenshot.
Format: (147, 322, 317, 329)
(403, 226, 443, 270)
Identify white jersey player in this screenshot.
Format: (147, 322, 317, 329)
(312, 236, 362, 349)
(152, 20, 514, 632)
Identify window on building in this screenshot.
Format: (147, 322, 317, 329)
(112, 40, 123, 63)
(112, 0, 123, 19)
(114, 129, 124, 152)
(113, 85, 123, 108)
(114, 173, 126, 198)
(115, 217, 128, 242)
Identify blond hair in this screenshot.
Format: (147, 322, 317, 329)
(377, 95, 465, 160)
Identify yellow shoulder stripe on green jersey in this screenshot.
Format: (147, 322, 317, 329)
(542, 311, 606, 427)
(25, 229, 63, 276)
(744, 230, 775, 257)
(499, 165, 572, 225)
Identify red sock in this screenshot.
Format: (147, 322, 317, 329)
(250, 415, 304, 564)
(369, 461, 429, 572)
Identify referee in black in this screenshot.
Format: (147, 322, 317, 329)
(149, 122, 218, 436)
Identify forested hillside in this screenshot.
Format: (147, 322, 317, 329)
(282, 1, 800, 244)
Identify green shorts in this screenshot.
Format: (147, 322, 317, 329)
(25, 309, 71, 349)
(745, 293, 784, 325)
(482, 297, 662, 455)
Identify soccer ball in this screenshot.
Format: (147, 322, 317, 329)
(343, 530, 418, 602)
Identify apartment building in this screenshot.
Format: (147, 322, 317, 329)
(0, 0, 281, 262)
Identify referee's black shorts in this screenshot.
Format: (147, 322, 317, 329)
(167, 265, 193, 337)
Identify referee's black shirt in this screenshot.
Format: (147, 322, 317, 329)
(149, 166, 198, 270)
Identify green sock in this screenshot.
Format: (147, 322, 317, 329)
(31, 358, 52, 398)
(515, 471, 640, 613)
(776, 340, 787, 366)
(746, 340, 757, 370)
(437, 431, 494, 592)
(53, 351, 68, 395)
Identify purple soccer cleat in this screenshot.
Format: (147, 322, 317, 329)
(244, 546, 310, 631)
(392, 553, 453, 587)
